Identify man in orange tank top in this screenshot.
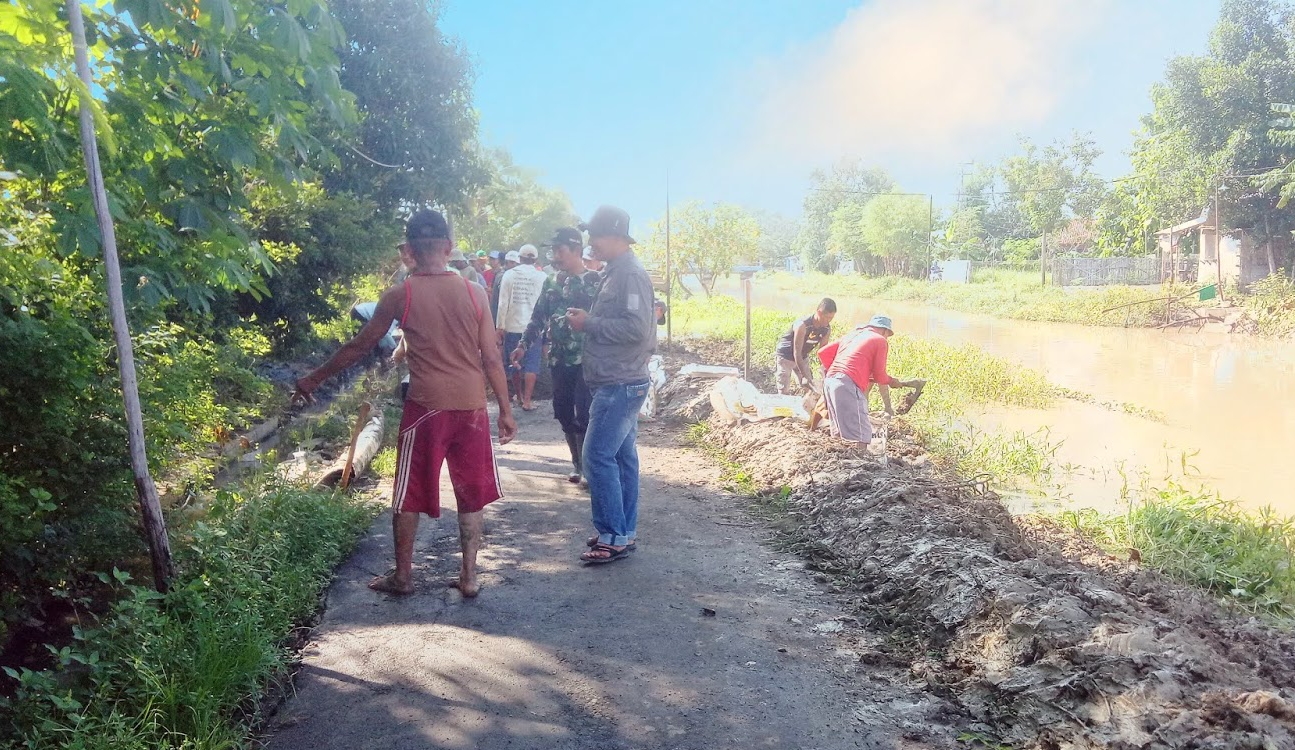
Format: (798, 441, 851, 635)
(293, 210, 517, 598)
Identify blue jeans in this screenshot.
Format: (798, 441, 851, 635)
(583, 381, 650, 547)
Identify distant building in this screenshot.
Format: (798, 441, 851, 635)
(1155, 206, 1268, 287)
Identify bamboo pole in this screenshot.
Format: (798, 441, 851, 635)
(66, 0, 174, 592)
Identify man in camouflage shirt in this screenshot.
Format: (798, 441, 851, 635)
(511, 226, 601, 482)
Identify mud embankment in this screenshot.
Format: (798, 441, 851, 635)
(657, 351, 1295, 750)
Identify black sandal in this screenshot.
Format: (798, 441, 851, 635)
(581, 543, 632, 565)
(587, 536, 636, 550)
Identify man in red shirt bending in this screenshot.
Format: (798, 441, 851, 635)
(821, 314, 921, 443)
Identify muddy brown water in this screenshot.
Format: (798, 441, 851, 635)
(712, 280, 1295, 516)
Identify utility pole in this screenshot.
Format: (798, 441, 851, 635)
(1214, 179, 1224, 302)
(927, 194, 934, 280)
(665, 169, 672, 350)
(1040, 227, 1047, 287)
(66, 0, 174, 592)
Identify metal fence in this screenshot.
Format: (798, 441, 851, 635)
(1050, 256, 1160, 286)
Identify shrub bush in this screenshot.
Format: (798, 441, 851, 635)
(0, 480, 374, 749)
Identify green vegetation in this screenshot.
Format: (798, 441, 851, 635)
(676, 295, 1295, 618)
(1244, 273, 1295, 337)
(371, 448, 398, 479)
(685, 423, 760, 496)
(762, 270, 1174, 328)
(1060, 483, 1295, 618)
(1, 480, 374, 749)
(671, 296, 1060, 484)
(1, 1, 580, 745)
(639, 202, 761, 296)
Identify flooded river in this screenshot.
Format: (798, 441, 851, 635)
(714, 280, 1294, 516)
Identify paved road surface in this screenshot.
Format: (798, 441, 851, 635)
(266, 406, 933, 750)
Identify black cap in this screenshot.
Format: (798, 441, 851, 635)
(579, 205, 636, 244)
(406, 209, 450, 241)
(543, 226, 584, 250)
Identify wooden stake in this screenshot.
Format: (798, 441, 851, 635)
(339, 401, 373, 489)
(66, 0, 174, 592)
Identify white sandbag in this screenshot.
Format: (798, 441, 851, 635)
(640, 355, 668, 419)
(678, 363, 742, 380)
(747, 393, 811, 422)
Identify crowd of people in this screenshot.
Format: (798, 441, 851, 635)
(292, 205, 657, 596)
(291, 204, 920, 598)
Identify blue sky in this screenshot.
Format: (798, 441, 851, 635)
(441, 0, 1222, 235)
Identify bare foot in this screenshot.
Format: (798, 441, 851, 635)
(368, 573, 414, 595)
(448, 577, 480, 598)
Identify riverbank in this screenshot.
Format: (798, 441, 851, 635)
(758, 269, 1295, 335)
(666, 296, 1295, 618)
(656, 348, 1295, 747)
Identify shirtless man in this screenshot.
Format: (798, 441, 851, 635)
(293, 210, 516, 597)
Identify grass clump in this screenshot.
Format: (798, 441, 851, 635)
(1059, 482, 1295, 618)
(371, 447, 398, 478)
(0, 479, 375, 749)
(684, 422, 760, 497)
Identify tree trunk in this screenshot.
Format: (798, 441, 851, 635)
(1265, 214, 1277, 276)
(66, 0, 174, 593)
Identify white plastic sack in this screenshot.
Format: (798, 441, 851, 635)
(678, 363, 741, 380)
(639, 355, 668, 419)
(748, 393, 811, 422)
(709, 376, 761, 424)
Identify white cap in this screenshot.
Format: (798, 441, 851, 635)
(504, 250, 521, 263)
(519, 244, 539, 259)
(582, 246, 594, 261)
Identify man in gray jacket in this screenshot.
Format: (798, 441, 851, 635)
(565, 205, 657, 564)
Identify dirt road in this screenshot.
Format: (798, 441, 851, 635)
(266, 406, 949, 750)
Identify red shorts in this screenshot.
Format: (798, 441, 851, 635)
(392, 403, 502, 517)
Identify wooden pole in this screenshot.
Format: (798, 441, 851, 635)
(927, 194, 934, 281)
(743, 275, 752, 381)
(1040, 227, 1047, 286)
(339, 401, 373, 489)
(665, 169, 672, 351)
(66, 0, 174, 592)
(1214, 184, 1223, 300)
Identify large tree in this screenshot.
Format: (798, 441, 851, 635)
(795, 160, 893, 272)
(1263, 103, 1295, 206)
(641, 202, 760, 296)
(998, 133, 1106, 245)
(449, 148, 578, 255)
(326, 0, 482, 214)
(1126, 0, 1295, 271)
(1, 0, 357, 313)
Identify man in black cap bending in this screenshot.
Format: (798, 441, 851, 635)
(565, 206, 657, 564)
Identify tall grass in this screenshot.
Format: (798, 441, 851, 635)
(762, 270, 1173, 328)
(1, 480, 375, 749)
(1060, 482, 1295, 618)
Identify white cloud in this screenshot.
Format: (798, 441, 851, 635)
(746, 0, 1109, 166)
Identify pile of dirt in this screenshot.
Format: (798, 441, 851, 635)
(660, 366, 1295, 749)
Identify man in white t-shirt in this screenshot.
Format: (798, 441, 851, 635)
(496, 244, 548, 409)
